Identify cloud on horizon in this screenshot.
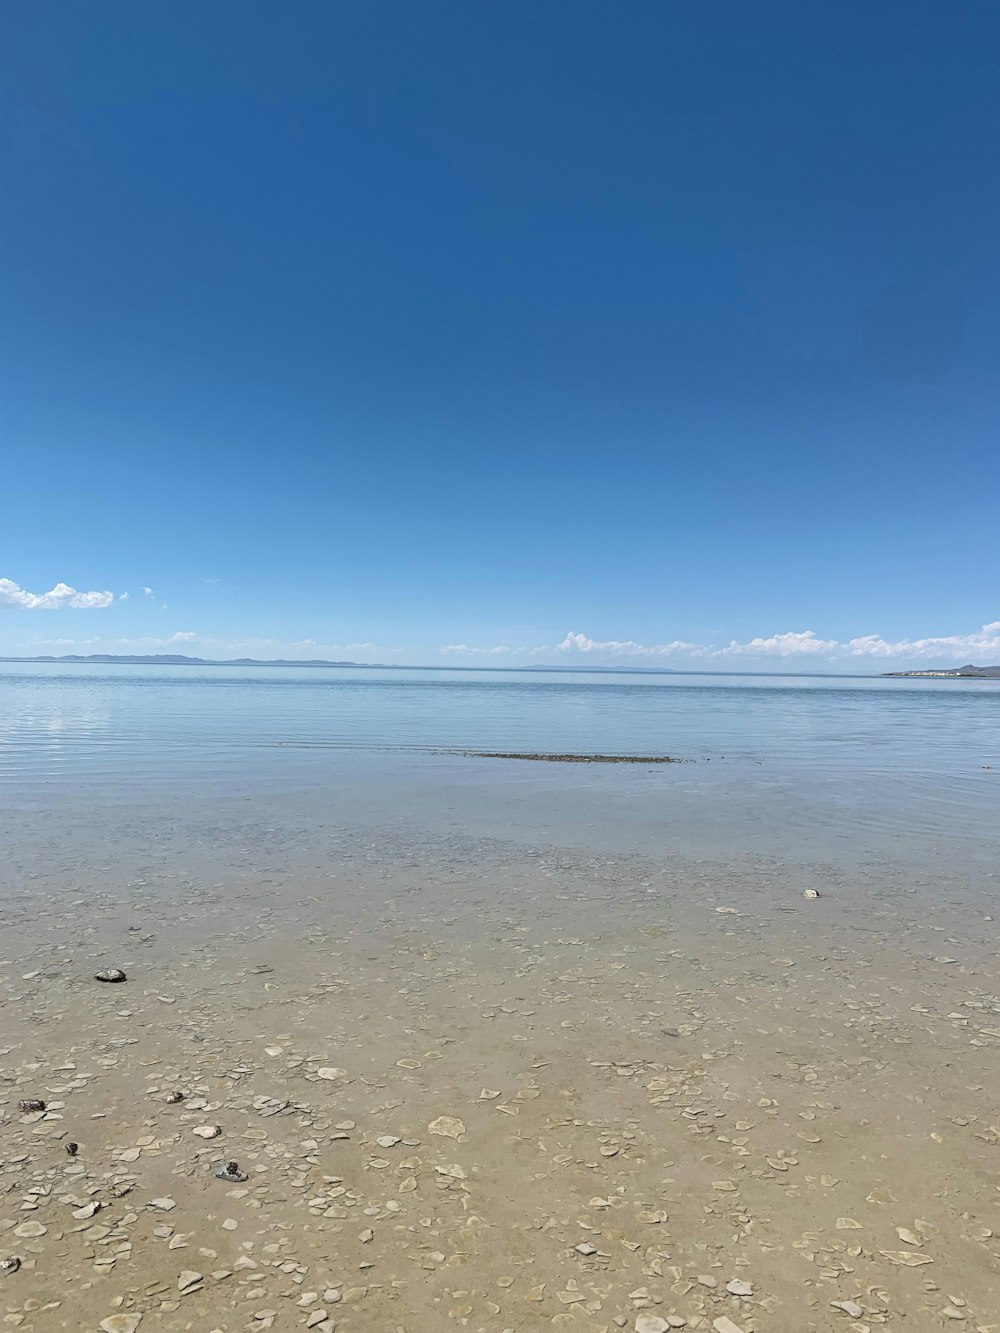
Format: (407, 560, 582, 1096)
(439, 621, 1000, 665)
(15, 632, 396, 659)
(0, 578, 115, 610)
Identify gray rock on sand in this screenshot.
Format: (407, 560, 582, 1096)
(95, 968, 128, 983)
(215, 1160, 250, 1182)
(0, 1257, 21, 1276)
(18, 1099, 46, 1113)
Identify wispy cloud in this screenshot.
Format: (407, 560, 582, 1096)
(441, 643, 515, 656)
(15, 632, 396, 660)
(0, 578, 115, 610)
(22, 631, 200, 651)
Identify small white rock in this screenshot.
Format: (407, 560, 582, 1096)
(831, 1301, 865, 1319)
(192, 1125, 221, 1139)
(178, 1270, 204, 1291)
(150, 1197, 176, 1211)
(726, 1279, 753, 1296)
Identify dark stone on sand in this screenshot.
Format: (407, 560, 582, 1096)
(0, 1257, 20, 1275)
(65, 1141, 79, 1156)
(18, 1100, 45, 1113)
(95, 968, 127, 983)
(215, 1160, 250, 1182)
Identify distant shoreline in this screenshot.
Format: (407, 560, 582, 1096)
(0, 653, 903, 679)
(882, 667, 1000, 679)
(2, 654, 998, 680)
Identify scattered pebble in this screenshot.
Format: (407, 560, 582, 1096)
(94, 968, 128, 983)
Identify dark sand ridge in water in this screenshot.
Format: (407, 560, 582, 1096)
(2, 817, 999, 1333)
(459, 753, 682, 764)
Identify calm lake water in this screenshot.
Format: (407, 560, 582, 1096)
(1, 664, 998, 902)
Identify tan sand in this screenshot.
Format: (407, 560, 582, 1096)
(2, 850, 999, 1333)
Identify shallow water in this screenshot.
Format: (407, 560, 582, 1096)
(3, 666, 1000, 1330)
(1, 663, 997, 905)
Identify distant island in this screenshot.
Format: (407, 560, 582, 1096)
(882, 664, 1000, 679)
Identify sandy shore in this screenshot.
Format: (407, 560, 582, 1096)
(2, 836, 999, 1333)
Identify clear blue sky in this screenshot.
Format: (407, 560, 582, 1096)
(2, 0, 998, 668)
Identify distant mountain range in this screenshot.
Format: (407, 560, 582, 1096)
(882, 664, 1000, 678)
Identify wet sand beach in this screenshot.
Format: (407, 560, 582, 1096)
(3, 816, 1000, 1333)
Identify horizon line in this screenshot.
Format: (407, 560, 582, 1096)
(1, 653, 995, 680)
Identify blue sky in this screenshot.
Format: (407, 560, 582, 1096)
(2, 0, 998, 669)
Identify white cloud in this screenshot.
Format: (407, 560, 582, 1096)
(143, 587, 154, 598)
(558, 631, 701, 657)
(843, 622, 1000, 660)
(719, 630, 840, 657)
(0, 578, 115, 610)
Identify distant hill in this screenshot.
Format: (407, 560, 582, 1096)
(0, 653, 380, 668)
(882, 664, 1000, 678)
